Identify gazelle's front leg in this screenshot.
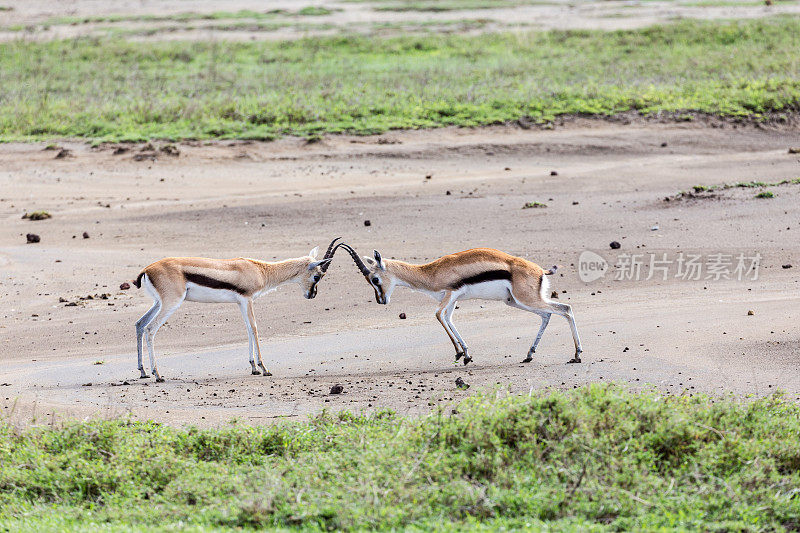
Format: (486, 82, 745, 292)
(442, 297, 471, 365)
(435, 291, 465, 361)
(244, 298, 271, 376)
(135, 302, 160, 378)
(239, 300, 259, 375)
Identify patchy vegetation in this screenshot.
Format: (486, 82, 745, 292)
(21, 211, 52, 221)
(1, 386, 800, 530)
(668, 177, 800, 201)
(1, 17, 800, 141)
(523, 201, 548, 208)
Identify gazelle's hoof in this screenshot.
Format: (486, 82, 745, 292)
(139, 374, 149, 379)
(251, 370, 261, 375)
(455, 351, 465, 361)
(263, 371, 273, 377)
(566, 357, 581, 364)
(521, 356, 533, 364)
(155, 376, 165, 383)
(462, 354, 472, 366)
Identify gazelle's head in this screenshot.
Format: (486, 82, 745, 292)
(336, 244, 396, 305)
(301, 237, 340, 299)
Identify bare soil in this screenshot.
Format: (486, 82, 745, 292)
(1, 118, 799, 426)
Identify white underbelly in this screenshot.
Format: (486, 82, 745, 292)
(184, 282, 242, 303)
(457, 280, 512, 300)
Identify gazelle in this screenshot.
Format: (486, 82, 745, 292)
(132, 238, 341, 382)
(334, 243, 582, 365)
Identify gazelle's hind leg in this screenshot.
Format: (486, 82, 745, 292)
(435, 291, 466, 362)
(547, 301, 582, 363)
(135, 302, 161, 378)
(522, 312, 551, 363)
(145, 292, 186, 382)
(508, 280, 582, 364)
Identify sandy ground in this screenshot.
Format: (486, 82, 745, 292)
(2, 0, 799, 42)
(1, 120, 799, 426)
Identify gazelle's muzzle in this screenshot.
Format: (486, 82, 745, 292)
(368, 277, 387, 304)
(306, 284, 318, 299)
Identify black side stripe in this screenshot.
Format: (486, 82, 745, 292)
(449, 269, 512, 290)
(185, 272, 248, 295)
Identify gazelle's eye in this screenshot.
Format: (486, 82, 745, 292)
(372, 277, 380, 284)
(313, 275, 321, 282)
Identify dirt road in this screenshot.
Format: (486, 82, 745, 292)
(2, 120, 799, 425)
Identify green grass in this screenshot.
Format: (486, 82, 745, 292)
(674, 178, 800, 199)
(345, 0, 555, 9)
(1, 17, 800, 141)
(2, 385, 800, 530)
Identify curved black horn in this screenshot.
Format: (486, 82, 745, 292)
(333, 242, 370, 276)
(323, 237, 342, 260)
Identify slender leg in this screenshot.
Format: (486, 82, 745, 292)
(246, 299, 270, 376)
(522, 312, 551, 363)
(145, 295, 185, 382)
(239, 300, 259, 375)
(435, 291, 463, 361)
(135, 302, 161, 378)
(548, 302, 583, 363)
(442, 300, 470, 365)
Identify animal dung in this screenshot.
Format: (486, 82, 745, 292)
(747, 310, 755, 316)
(329, 384, 344, 395)
(550, 291, 559, 299)
(455, 377, 470, 390)
(399, 312, 407, 319)
(82, 231, 90, 239)
(120, 282, 131, 290)
(782, 264, 793, 269)
(26, 233, 40, 244)
(364, 220, 371, 227)
(610, 241, 621, 249)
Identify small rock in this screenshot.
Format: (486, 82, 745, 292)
(610, 241, 621, 249)
(65, 302, 78, 307)
(782, 264, 792, 269)
(399, 312, 406, 319)
(747, 310, 755, 316)
(82, 382, 92, 387)
(504, 167, 511, 171)
(112, 146, 129, 155)
(550, 170, 558, 176)
(123, 381, 130, 386)
(55, 148, 72, 159)
(364, 220, 371, 227)
(446, 191, 451, 195)
(651, 225, 659, 231)
(58, 297, 68, 303)
(623, 347, 629, 352)
(788, 147, 800, 154)
(120, 282, 131, 290)
(455, 377, 470, 390)
(572, 201, 579, 205)
(550, 291, 559, 299)
(160, 144, 180, 156)
(330, 384, 344, 395)
(82, 231, 90, 239)
(660, 142, 668, 147)
(26, 233, 40, 244)
(425, 174, 432, 180)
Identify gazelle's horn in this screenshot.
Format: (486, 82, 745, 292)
(323, 237, 342, 260)
(332, 242, 370, 276)
(319, 237, 342, 273)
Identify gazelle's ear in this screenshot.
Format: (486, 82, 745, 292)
(308, 246, 319, 259)
(308, 258, 331, 270)
(374, 250, 386, 270)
